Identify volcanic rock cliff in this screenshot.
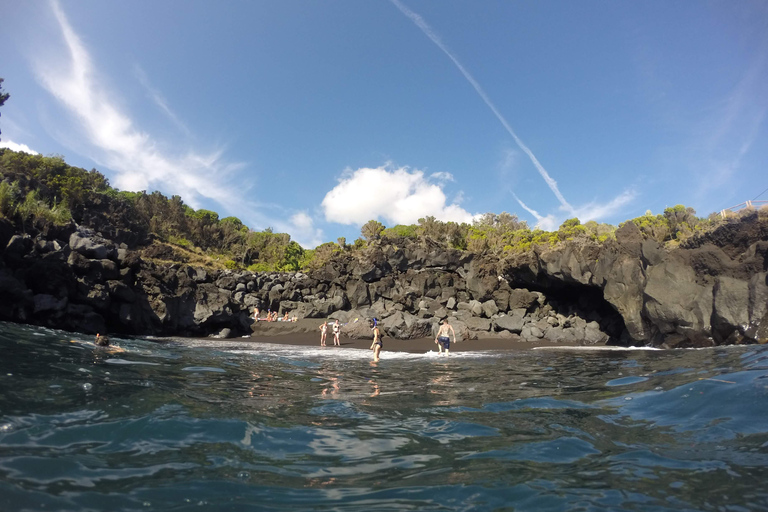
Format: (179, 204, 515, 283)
(0, 212, 766, 348)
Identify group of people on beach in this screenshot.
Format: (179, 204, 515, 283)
(253, 307, 297, 323)
(318, 317, 456, 362)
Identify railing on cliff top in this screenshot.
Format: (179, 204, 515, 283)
(719, 200, 768, 218)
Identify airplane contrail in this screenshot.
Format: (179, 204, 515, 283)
(511, 192, 542, 221)
(390, 0, 574, 214)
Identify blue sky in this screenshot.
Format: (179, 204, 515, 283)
(1, 1, 766, 247)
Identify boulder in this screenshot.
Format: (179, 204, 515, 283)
(193, 283, 234, 325)
(493, 312, 525, 334)
(711, 276, 750, 343)
(211, 327, 233, 339)
(643, 258, 714, 345)
(747, 273, 768, 342)
(465, 260, 498, 302)
(33, 294, 67, 314)
(584, 321, 610, 345)
(69, 228, 116, 260)
(465, 316, 492, 332)
(0, 268, 33, 319)
(65, 303, 105, 334)
(216, 274, 238, 291)
(481, 300, 499, 318)
(4, 234, 33, 265)
(346, 279, 370, 309)
(507, 288, 539, 311)
(381, 311, 433, 339)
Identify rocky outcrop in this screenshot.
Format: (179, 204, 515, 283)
(0, 213, 766, 347)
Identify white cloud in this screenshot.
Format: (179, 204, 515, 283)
(572, 189, 637, 222)
(289, 211, 324, 249)
(32, 1, 245, 211)
(322, 164, 476, 226)
(0, 140, 39, 155)
(535, 215, 560, 231)
(429, 171, 454, 183)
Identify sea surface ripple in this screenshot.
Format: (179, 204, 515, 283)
(1, 322, 768, 511)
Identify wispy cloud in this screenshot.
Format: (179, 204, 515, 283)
(322, 164, 476, 226)
(691, 43, 768, 204)
(512, 192, 556, 230)
(572, 189, 637, 222)
(33, 0, 245, 211)
(390, 0, 574, 214)
(429, 171, 455, 183)
(513, 188, 636, 231)
(133, 64, 192, 137)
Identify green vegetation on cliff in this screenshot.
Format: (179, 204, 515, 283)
(1, 148, 748, 272)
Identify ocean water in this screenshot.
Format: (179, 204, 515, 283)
(1, 322, 768, 511)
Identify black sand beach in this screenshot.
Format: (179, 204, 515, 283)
(242, 318, 581, 353)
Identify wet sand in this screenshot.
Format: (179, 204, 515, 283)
(244, 318, 581, 353)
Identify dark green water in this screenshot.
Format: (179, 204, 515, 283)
(1, 322, 768, 511)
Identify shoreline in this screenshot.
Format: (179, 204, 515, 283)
(232, 318, 584, 353)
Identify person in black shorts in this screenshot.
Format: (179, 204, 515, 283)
(434, 319, 456, 356)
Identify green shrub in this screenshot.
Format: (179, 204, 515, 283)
(382, 224, 419, 239)
(0, 180, 19, 218)
(168, 235, 191, 248)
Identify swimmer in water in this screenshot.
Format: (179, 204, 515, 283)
(70, 334, 124, 353)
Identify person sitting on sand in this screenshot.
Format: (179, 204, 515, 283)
(435, 319, 456, 356)
(369, 319, 382, 362)
(283, 312, 290, 322)
(253, 307, 260, 321)
(319, 321, 328, 347)
(332, 319, 341, 346)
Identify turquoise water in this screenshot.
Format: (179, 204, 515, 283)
(1, 322, 768, 511)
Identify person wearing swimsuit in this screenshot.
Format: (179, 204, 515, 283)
(435, 319, 456, 356)
(369, 319, 382, 362)
(332, 319, 341, 346)
(319, 321, 328, 346)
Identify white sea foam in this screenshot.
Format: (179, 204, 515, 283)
(533, 346, 662, 352)
(171, 338, 504, 362)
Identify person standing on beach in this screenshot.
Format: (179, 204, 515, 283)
(319, 321, 328, 347)
(435, 319, 456, 356)
(369, 319, 382, 362)
(332, 319, 341, 346)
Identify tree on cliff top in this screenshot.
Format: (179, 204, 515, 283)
(361, 219, 385, 242)
(0, 78, 9, 141)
